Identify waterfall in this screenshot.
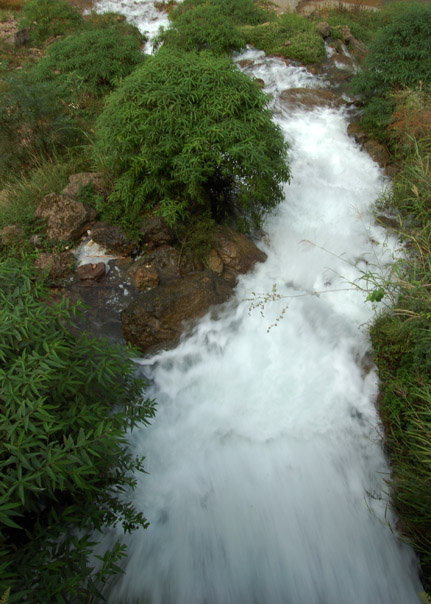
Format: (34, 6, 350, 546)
(92, 2, 423, 602)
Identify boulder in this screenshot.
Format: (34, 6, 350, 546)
(0, 224, 24, 247)
(280, 88, 346, 111)
(347, 123, 367, 146)
(363, 140, 391, 170)
(62, 172, 107, 199)
(35, 193, 97, 241)
(128, 245, 181, 283)
(135, 265, 160, 290)
(140, 216, 174, 249)
(76, 262, 106, 282)
(315, 21, 331, 38)
(34, 251, 75, 282)
(122, 271, 232, 353)
(210, 226, 267, 284)
(90, 222, 136, 256)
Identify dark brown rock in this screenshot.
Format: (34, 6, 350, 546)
(62, 172, 107, 199)
(135, 265, 160, 290)
(35, 193, 97, 241)
(128, 245, 181, 283)
(34, 251, 75, 282)
(210, 226, 267, 284)
(280, 88, 346, 111)
(90, 222, 136, 256)
(122, 271, 232, 353)
(0, 224, 24, 247)
(363, 140, 391, 169)
(14, 28, 29, 47)
(140, 216, 174, 249)
(77, 262, 106, 281)
(347, 123, 367, 145)
(315, 21, 331, 38)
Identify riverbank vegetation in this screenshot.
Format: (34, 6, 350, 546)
(1, 0, 431, 599)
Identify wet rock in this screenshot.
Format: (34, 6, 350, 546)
(62, 172, 107, 199)
(122, 271, 233, 353)
(34, 251, 75, 282)
(208, 249, 223, 276)
(35, 193, 97, 241)
(0, 224, 24, 247)
(280, 87, 346, 111)
(254, 78, 265, 88)
(135, 265, 160, 290)
(14, 28, 29, 47)
(211, 226, 267, 284)
(363, 140, 391, 170)
(315, 21, 331, 38)
(90, 222, 136, 256)
(237, 59, 253, 68)
(347, 123, 367, 146)
(376, 213, 401, 231)
(128, 245, 181, 283)
(140, 216, 174, 249)
(76, 262, 106, 281)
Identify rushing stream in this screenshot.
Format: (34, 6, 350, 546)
(93, 1, 423, 602)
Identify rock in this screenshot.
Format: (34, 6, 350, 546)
(237, 59, 253, 68)
(363, 140, 391, 169)
(254, 78, 265, 88)
(34, 251, 75, 282)
(280, 88, 346, 111)
(207, 249, 223, 276)
(128, 245, 181, 283)
(211, 226, 267, 284)
(140, 216, 174, 249)
(284, 40, 291, 47)
(135, 265, 160, 290)
(62, 172, 107, 199)
(315, 21, 331, 38)
(90, 222, 136, 256)
(122, 271, 233, 353)
(76, 262, 106, 281)
(35, 193, 97, 241)
(14, 28, 29, 47)
(0, 224, 24, 247)
(347, 123, 367, 145)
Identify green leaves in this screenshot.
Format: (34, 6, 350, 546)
(95, 49, 290, 230)
(0, 258, 155, 601)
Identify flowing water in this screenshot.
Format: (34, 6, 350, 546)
(92, 2, 423, 601)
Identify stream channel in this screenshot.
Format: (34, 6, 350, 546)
(92, 1, 423, 601)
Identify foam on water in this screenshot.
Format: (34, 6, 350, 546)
(90, 9, 422, 603)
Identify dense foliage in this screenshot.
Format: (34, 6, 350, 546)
(0, 259, 155, 602)
(353, 3, 431, 138)
(95, 48, 289, 229)
(18, 0, 83, 45)
(0, 72, 81, 178)
(34, 24, 146, 98)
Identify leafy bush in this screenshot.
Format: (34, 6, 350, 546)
(0, 72, 81, 179)
(34, 25, 146, 98)
(94, 48, 289, 229)
(169, 0, 269, 26)
(157, 4, 245, 55)
(325, 6, 386, 45)
(0, 258, 155, 602)
(18, 0, 83, 45)
(353, 3, 431, 138)
(242, 13, 325, 64)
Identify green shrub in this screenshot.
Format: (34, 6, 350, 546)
(18, 0, 83, 45)
(34, 25, 146, 98)
(0, 258, 155, 602)
(157, 4, 245, 55)
(94, 48, 289, 230)
(169, 0, 269, 26)
(353, 3, 431, 138)
(325, 6, 386, 45)
(0, 72, 81, 179)
(242, 14, 325, 64)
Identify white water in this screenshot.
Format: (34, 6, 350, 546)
(92, 2, 423, 601)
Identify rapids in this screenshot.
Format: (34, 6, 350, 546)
(92, 2, 423, 602)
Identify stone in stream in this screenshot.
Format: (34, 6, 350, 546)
(122, 271, 233, 354)
(35, 193, 97, 241)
